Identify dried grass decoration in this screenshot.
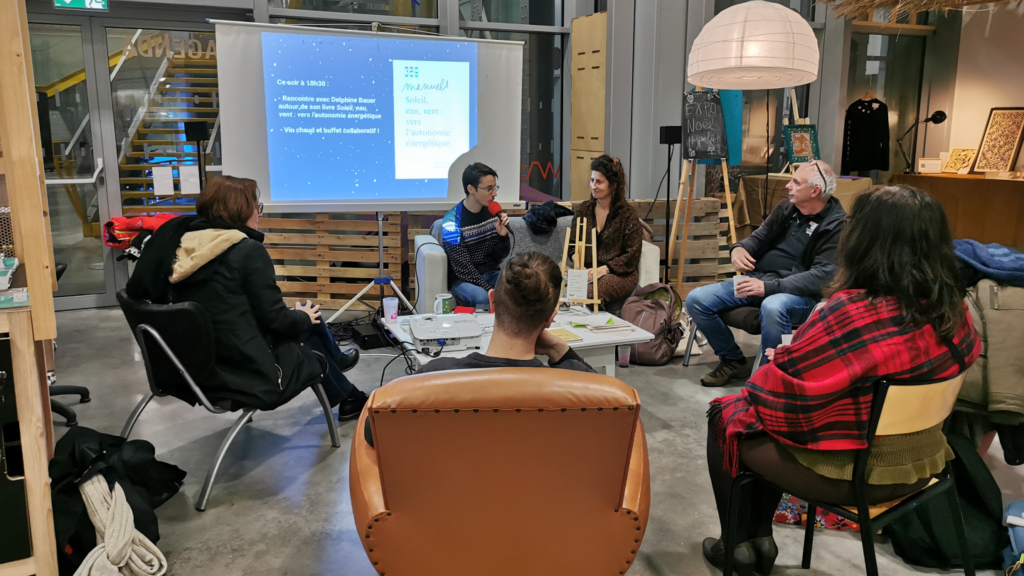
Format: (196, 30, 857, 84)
(831, 0, 1018, 19)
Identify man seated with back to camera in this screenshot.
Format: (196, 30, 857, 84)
(441, 162, 512, 308)
(685, 160, 847, 387)
(364, 252, 594, 447)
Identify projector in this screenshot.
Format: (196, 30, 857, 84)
(408, 314, 484, 354)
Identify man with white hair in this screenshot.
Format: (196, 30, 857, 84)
(686, 160, 847, 386)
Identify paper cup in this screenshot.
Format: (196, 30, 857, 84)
(617, 345, 631, 368)
(383, 297, 399, 321)
(733, 275, 747, 298)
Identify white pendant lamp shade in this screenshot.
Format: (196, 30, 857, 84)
(687, 1, 819, 90)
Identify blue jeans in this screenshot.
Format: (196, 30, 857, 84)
(451, 270, 501, 308)
(304, 322, 356, 405)
(685, 279, 817, 362)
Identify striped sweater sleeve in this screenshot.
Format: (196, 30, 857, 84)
(440, 204, 489, 289)
(440, 204, 511, 290)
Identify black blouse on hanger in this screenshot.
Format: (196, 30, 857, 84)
(842, 98, 890, 174)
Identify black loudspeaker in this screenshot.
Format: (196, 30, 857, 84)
(660, 125, 682, 145)
(353, 324, 390, 350)
(184, 121, 210, 143)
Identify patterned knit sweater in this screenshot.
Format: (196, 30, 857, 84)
(440, 201, 511, 290)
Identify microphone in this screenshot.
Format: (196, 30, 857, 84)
(488, 202, 515, 253)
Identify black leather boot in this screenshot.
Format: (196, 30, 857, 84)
(751, 536, 778, 575)
(337, 348, 360, 373)
(702, 537, 757, 576)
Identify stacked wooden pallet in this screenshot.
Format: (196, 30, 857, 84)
(260, 214, 402, 313)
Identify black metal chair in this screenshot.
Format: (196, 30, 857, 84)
(115, 290, 340, 511)
(50, 261, 91, 426)
(682, 306, 764, 367)
(720, 373, 974, 576)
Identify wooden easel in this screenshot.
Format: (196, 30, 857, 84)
(781, 88, 811, 174)
(666, 87, 739, 298)
(559, 217, 602, 314)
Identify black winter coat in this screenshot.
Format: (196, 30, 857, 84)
(126, 216, 320, 410)
(732, 196, 847, 299)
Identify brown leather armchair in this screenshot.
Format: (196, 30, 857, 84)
(350, 367, 651, 575)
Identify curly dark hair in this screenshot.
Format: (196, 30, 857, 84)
(832, 185, 965, 339)
(590, 154, 635, 218)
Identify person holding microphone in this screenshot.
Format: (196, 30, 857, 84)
(440, 162, 511, 308)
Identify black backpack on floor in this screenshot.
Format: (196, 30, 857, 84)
(883, 432, 1008, 570)
(50, 427, 186, 575)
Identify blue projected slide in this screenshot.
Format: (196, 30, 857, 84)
(261, 32, 478, 202)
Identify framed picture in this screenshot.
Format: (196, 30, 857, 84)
(974, 108, 1024, 172)
(942, 148, 978, 173)
(783, 124, 820, 165)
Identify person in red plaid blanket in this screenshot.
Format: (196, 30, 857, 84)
(701, 185, 981, 575)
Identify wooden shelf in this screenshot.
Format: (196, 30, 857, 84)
(851, 21, 936, 36)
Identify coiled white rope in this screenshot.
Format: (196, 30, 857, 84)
(73, 474, 168, 576)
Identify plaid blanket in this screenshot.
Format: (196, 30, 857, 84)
(711, 289, 980, 476)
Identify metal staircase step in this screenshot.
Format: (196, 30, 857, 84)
(122, 191, 200, 199)
(138, 128, 187, 134)
(161, 77, 218, 84)
(120, 161, 209, 169)
(126, 152, 205, 158)
(165, 68, 219, 75)
(153, 97, 215, 104)
(120, 177, 180, 184)
(158, 86, 220, 93)
(142, 117, 217, 123)
(146, 107, 220, 113)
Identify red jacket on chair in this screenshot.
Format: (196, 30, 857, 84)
(103, 214, 178, 250)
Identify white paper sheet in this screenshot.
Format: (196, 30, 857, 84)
(566, 269, 588, 300)
(152, 166, 175, 196)
(179, 164, 201, 195)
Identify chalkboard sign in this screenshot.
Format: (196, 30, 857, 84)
(683, 91, 728, 160)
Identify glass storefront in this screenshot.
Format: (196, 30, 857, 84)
(23, 2, 569, 308)
(29, 23, 106, 297)
(461, 30, 563, 197)
(268, 0, 438, 19)
(460, 0, 561, 26)
(107, 28, 219, 218)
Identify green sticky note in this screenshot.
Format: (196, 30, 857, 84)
(606, 317, 615, 325)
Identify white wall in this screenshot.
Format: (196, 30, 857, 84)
(629, 0, 687, 200)
(948, 5, 1024, 169)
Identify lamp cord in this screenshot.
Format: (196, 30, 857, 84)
(645, 144, 674, 220)
(763, 90, 770, 220)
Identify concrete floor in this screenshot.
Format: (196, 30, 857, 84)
(53, 307, 1021, 576)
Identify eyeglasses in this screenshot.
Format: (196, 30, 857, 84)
(257, 202, 264, 215)
(479, 185, 499, 194)
(811, 161, 828, 192)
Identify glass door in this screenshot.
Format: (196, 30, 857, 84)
(26, 13, 221, 309)
(105, 28, 219, 220)
(27, 22, 115, 306)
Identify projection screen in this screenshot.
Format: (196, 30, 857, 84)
(215, 21, 523, 212)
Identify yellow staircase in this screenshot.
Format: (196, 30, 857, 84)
(119, 58, 219, 216)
